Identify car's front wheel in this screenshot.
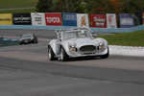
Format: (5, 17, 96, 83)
(100, 47, 109, 59)
(48, 47, 55, 61)
(59, 47, 68, 61)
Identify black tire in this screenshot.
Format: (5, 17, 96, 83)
(48, 46, 55, 61)
(34, 38, 38, 43)
(32, 38, 38, 44)
(59, 47, 68, 61)
(100, 48, 109, 59)
(19, 42, 24, 45)
(19, 43, 23, 45)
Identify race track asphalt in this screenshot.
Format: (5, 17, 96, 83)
(0, 38, 144, 96)
(0, 30, 144, 96)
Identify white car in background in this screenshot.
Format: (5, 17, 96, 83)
(48, 27, 109, 61)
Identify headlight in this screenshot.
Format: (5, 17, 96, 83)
(69, 47, 77, 52)
(99, 42, 103, 46)
(98, 42, 105, 49)
(68, 43, 77, 52)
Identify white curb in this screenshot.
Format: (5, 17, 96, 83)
(109, 45, 144, 57)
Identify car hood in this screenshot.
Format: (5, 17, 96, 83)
(62, 38, 98, 47)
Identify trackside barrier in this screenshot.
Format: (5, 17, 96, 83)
(0, 25, 144, 33)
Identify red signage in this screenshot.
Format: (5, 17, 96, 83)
(89, 14, 106, 28)
(45, 13, 62, 26)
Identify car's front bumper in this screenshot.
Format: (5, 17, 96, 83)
(66, 47, 109, 58)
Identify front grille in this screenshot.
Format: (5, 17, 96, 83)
(80, 45, 96, 54)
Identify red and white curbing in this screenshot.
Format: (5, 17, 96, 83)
(109, 45, 144, 57)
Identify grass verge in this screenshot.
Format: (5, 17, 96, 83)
(0, 0, 37, 13)
(98, 31, 144, 46)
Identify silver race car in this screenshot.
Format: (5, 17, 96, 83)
(19, 33, 38, 45)
(48, 27, 109, 61)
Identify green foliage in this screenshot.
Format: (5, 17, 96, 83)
(52, 0, 83, 12)
(0, 9, 35, 13)
(99, 31, 144, 46)
(0, 0, 36, 13)
(86, 0, 144, 13)
(36, 0, 52, 12)
(0, 0, 144, 14)
(0, 0, 36, 8)
(50, 0, 144, 13)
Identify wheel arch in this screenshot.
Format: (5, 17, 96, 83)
(48, 39, 58, 55)
(59, 44, 69, 56)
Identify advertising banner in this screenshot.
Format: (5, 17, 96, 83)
(0, 13, 12, 25)
(142, 13, 144, 24)
(31, 13, 46, 26)
(45, 13, 62, 26)
(119, 13, 134, 28)
(106, 13, 117, 28)
(63, 13, 77, 26)
(77, 13, 89, 27)
(89, 14, 106, 28)
(13, 13, 31, 25)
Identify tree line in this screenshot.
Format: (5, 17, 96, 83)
(36, 0, 144, 14)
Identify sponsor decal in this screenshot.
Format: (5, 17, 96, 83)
(13, 13, 31, 25)
(89, 14, 106, 28)
(45, 13, 62, 26)
(63, 13, 77, 26)
(119, 13, 134, 28)
(77, 14, 89, 27)
(0, 13, 12, 25)
(142, 13, 144, 24)
(106, 13, 117, 28)
(31, 13, 46, 26)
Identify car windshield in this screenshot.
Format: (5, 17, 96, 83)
(62, 29, 92, 40)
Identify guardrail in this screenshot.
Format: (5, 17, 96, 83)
(0, 25, 144, 33)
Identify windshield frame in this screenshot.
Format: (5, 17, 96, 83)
(59, 29, 93, 41)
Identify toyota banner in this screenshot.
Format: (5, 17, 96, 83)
(45, 13, 62, 26)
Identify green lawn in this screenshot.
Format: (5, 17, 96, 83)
(99, 31, 144, 46)
(0, 0, 37, 13)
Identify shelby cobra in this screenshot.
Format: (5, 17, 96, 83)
(48, 27, 109, 61)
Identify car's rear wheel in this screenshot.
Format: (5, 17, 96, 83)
(59, 48, 68, 61)
(48, 47, 55, 61)
(34, 38, 38, 43)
